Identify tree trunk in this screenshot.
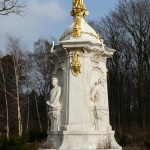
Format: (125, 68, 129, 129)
(26, 92, 30, 131)
(16, 73, 22, 136)
(4, 86, 10, 139)
(13, 55, 23, 136)
(34, 93, 42, 132)
(0, 60, 10, 139)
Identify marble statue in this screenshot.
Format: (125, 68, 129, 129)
(47, 77, 61, 107)
(90, 78, 106, 106)
(46, 77, 61, 131)
(90, 78, 107, 131)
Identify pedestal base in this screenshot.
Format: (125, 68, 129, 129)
(39, 149, 120, 150)
(39, 130, 122, 150)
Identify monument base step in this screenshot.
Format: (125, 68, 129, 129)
(38, 147, 122, 149)
(39, 130, 122, 150)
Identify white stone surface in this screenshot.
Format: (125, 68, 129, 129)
(41, 19, 122, 150)
(60, 18, 100, 44)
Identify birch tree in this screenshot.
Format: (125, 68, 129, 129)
(6, 35, 27, 136)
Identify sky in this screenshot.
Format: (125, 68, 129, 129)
(0, 0, 118, 52)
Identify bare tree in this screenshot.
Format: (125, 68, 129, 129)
(112, 0, 150, 130)
(32, 38, 54, 99)
(24, 64, 30, 132)
(92, 0, 150, 136)
(6, 35, 27, 136)
(32, 38, 54, 131)
(0, 0, 26, 15)
(22, 52, 32, 132)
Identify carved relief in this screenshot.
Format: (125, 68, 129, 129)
(91, 53, 106, 63)
(71, 52, 81, 76)
(46, 77, 62, 131)
(90, 78, 106, 105)
(90, 67, 104, 86)
(91, 107, 109, 131)
(90, 78, 108, 131)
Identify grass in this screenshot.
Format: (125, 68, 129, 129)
(123, 148, 147, 150)
(24, 143, 39, 150)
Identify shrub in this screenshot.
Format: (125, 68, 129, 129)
(0, 132, 29, 150)
(40, 140, 54, 149)
(29, 130, 47, 142)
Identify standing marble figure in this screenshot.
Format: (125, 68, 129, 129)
(46, 77, 61, 131)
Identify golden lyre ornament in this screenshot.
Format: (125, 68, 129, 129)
(71, 0, 89, 37)
(71, 52, 81, 76)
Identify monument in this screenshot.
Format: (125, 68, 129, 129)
(41, 0, 122, 149)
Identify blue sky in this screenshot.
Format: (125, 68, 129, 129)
(0, 0, 118, 52)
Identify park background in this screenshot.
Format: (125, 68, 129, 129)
(0, 0, 150, 149)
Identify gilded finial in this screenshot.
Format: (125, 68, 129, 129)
(71, 0, 89, 17)
(71, 0, 89, 37)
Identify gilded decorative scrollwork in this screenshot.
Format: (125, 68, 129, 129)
(72, 16, 82, 37)
(71, 52, 81, 76)
(71, 0, 89, 37)
(71, 0, 88, 18)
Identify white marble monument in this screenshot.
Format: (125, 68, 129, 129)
(41, 0, 122, 149)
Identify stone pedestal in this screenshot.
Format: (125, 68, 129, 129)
(40, 18, 122, 150)
(46, 130, 121, 150)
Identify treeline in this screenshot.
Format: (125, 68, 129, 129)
(90, 0, 150, 146)
(0, 36, 53, 140)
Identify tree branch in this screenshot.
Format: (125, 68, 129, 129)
(0, 0, 26, 16)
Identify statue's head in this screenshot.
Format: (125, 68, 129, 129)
(94, 81, 98, 85)
(98, 78, 105, 85)
(52, 77, 58, 86)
